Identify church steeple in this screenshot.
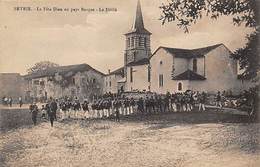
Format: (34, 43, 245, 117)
(127, 0, 151, 35)
(132, 0, 144, 31)
(124, 0, 152, 66)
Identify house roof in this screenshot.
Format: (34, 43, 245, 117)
(153, 43, 223, 59)
(126, 58, 150, 66)
(125, 0, 151, 35)
(172, 70, 206, 80)
(107, 67, 124, 76)
(23, 63, 105, 79)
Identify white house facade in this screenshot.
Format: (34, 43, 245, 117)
(150, 44, 252, 94)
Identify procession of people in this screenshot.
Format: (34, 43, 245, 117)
(2, 87, 258, 127)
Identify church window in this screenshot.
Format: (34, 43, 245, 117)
(144, 37, 147, 48)
(138, 36, 142, 46)
(92, 78, 96, 83)
(131, 37, 134, 47)
(130, 67, 133, 83)
(159, 74, 163, 87)
(160, 61, 163, 65)
(72, 78, 76, 85)
(178, 82, 182, 91)
(109, 81, 111, 87)
(193, 58, 197, 72)
(127, 38, 130, 47)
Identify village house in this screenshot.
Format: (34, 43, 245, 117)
(103, 67, 124, 94)
(23, 64, 104, 102)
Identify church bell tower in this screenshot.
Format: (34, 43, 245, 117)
(124, 0, 152, 66)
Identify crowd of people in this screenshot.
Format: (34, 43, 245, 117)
(14, 87, 258, 127)
(27, 90, 216, 127)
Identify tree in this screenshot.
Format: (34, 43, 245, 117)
(232, 31, 259, 79)
(159, 0, 259, 79)
(27, 61, 59, 74)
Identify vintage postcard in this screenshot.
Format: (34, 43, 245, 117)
(0, 0, 259, 166)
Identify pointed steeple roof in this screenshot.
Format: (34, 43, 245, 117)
(125, 0, 151, 35)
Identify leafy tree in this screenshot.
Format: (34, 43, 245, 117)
(159, 0, 259, 79)
(27, 61, 59, 74)
(232, 31, 259, 79)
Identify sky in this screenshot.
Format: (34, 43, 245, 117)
(0, 0, 254, 75)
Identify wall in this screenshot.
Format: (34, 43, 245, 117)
(187, 57, 205, 76)
(126, 64, 150, 91)
(188, 45, 253, 94)
(150, 48, 176, 93)
(103, 74, 123, 94)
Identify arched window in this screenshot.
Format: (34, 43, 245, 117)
(127, 38, 130, 48)
(178, 82, 182, 91)
(193, 58, 197, 72)
(131, 37, 134, 47)
(138, 36, 142, 46)
(144, 37, 147, 48)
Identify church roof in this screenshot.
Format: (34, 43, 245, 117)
(172, 70, 206, 80)
(23, 63, 105, 79)
(154, 44, 223, 59)
(127, 58, 150, 66)
(125, 0, 151, 35)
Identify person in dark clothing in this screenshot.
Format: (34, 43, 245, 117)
(157, 96, 163, 112)
(137, 97, 145, 114)
(114, 99, 120, 122)
(145, 97, 151, 114)
(49, 98, 58, 127)
(49, 98, 58, 120)
(150, 96, 155, 113)
(82, 99, 89, 118)
(216, 91, 222, 109)
(29, 103, 38, 126)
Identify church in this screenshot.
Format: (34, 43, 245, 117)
(104, 0, 251, 95)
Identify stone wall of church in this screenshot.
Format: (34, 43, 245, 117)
(188, 45, 254, 94)
(126, 64, 150, 92)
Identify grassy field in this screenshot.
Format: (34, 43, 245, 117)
(0, 108, 259, 167)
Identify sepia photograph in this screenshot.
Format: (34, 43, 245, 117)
(0, 0, 259, 166)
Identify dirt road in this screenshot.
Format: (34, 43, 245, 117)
(0, 114, 259, 167)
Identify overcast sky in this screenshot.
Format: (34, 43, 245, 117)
(0, 0, 254, 75)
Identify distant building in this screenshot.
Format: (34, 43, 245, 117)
(150, 44, 251, 94)
(23, 64, 104, 101)
(104, 67, 124, 94)
(0, 73, 27, 103)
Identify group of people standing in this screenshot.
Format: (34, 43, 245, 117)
(2, 96, 23, 107)
(28, 90, 227, 127)
(29, 97, 58, 127)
